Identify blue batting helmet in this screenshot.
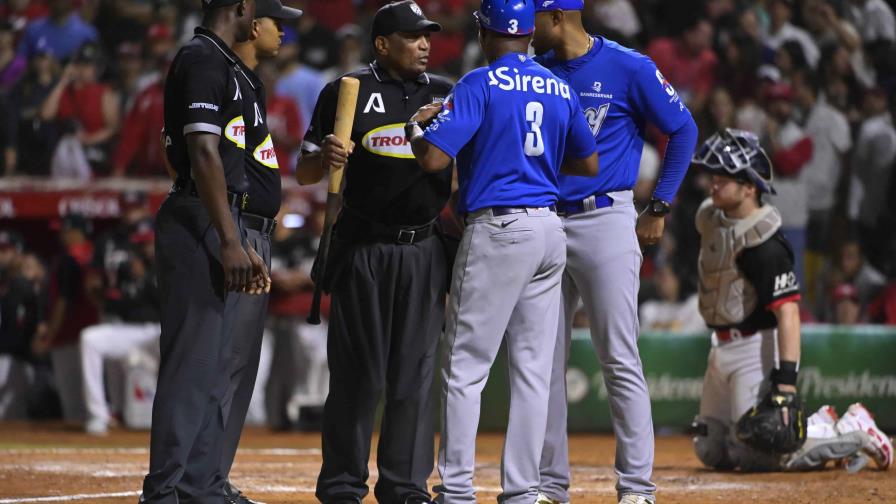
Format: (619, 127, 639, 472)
(692, 128, 776, 194)
(474, 0, 535, 36)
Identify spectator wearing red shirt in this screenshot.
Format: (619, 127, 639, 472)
(111, 57, 167, 177)
(647, 17, 718, 115)
(257, 61, 302, 176)
(40, 42, 120, 174)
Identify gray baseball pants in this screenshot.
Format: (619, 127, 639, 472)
(539, 191, 656, 502)
(435, 207, 566, 504)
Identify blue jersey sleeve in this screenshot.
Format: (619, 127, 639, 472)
(565, 95, 598, 160)
(653, 117, 698, 202)
(630, 58, 691, 135)
(631, 57, 696, 202)
(423, 77, 485, 158)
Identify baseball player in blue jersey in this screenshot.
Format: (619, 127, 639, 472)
(531, 2, 699, 504)
(405, 1, 597, 502)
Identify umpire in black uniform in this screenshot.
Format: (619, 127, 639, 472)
(219, 1, 301, 502)
(141, 0, 268, 502)
(295, 2, 453, 503)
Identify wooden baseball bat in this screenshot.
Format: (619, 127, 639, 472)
(307, 76, 360, 325)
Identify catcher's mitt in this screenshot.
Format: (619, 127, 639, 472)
(736, 389, 807, 454)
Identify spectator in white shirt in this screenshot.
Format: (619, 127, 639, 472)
(849, 0, 896, 44)
(851, 88, 896, 262)
(765, 0, 821, 69)
(791, 70, 851, 303)
(640, 264, 707, 334)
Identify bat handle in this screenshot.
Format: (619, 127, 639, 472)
(307, 287, 323, 325)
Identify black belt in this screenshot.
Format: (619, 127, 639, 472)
(370, 220, 435, 244)
(240, 212, 277, 235)
(170, 180, 249, 210)
(339, 208, 436, 245)
(491, 205, 557, 216)
(556, 193, 613, 216)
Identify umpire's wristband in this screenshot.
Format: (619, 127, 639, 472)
(771, 360, 799, 387)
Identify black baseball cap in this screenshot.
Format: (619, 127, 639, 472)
(256, 0, 302, 19)
(73, 42, 102, 64)
(201, 0, 242, 10)
(371, 1, 441, 42)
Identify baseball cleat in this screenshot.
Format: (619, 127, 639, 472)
(835, 403, 893, 470)
(618, 494, 654, 504)
(536, 492, 568, 504)
(811, 405, 839, 425)
(224, 482, 266, 504)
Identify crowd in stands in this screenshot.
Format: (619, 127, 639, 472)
(1, 0, 896, 424)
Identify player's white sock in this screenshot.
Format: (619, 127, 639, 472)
(806, 405, 838, 439)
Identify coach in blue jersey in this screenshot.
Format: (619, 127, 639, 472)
(531, 2, 699, 504)
(407, 1, 597, 502)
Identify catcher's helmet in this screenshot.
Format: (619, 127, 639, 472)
(474, 0, 535, 36)
(692, 128, 776, 195)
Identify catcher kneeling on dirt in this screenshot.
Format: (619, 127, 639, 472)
(689, 128, 893, 472)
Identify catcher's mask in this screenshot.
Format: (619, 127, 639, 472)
(692, 128, 776, 195)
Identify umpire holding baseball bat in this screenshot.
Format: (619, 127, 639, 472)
(294, 2, 453, 503)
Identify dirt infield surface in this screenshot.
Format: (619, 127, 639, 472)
(0, 422, 892, 503)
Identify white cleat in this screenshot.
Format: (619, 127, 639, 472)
(835, 403, 893, 470)
(84, 418, 109, 436)
(618, 494, 654, 504)
(535, 493, 568, 504)
(811, 405, 839, 426)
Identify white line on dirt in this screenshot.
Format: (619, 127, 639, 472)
(0, 481, 765, 503)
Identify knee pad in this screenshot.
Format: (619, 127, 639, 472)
(692, 416, 736, 470)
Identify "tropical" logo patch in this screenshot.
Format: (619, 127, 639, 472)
(361, 123, 414, 159)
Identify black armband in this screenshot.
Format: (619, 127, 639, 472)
(771, 360, 799, 387)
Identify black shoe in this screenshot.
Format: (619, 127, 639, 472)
(402, 494, 433, 504)
(325, 496, 362, 504)
(224, 482, 264, 504)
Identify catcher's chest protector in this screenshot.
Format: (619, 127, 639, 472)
(696, 199, 782, 326)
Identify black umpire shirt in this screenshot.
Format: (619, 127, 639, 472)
(301, 61, 453, 226)
(163, 27, 250, 194)
(235, 60, 281, 218)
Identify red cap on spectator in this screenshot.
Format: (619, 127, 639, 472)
(831, 283, 859, 304)
(147, 23, 173, 42)
(764, 82, 793, 101)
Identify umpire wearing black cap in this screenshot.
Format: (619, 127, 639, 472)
(218, 1, 301, 503)
(141, 0, 269, 502)
(295, 2, 452, 503)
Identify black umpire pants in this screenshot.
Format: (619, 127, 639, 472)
(143, 194, 244, 504)
(316, 234, 447, 504)
(220, 222, 273, 481)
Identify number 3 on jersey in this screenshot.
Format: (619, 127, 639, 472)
(524, 101, 544, 156)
